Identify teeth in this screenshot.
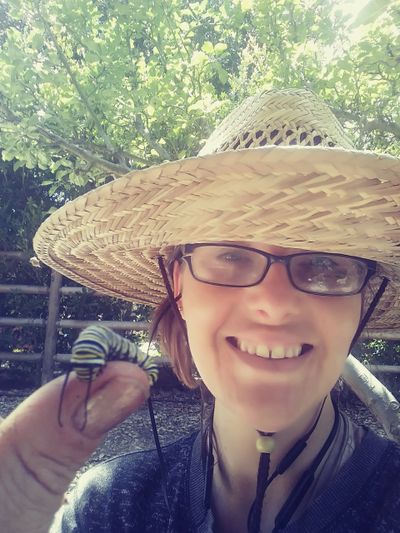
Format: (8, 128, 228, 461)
(256, 345, 269, 357)
(270, 346, 285, 359)
(237, 339, 305, 359)
(293, 346, 302, 357)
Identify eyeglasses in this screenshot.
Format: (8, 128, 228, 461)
(180, 243, 376, 296)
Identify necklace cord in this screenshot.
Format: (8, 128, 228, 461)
(247, 451, 271, 532)
(247, 396, 328, 533)
(273, 399, 340, 530)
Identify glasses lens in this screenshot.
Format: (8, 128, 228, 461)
(190, 245, 266, 286)
(290, 253, 368, 294)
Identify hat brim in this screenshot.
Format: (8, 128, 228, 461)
(33, 145, 400, 330)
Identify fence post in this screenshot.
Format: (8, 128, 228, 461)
(41, 270, 63, 384)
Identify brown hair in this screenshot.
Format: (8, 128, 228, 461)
(151, 296, 198, 388)
(150, 247, 198, 389)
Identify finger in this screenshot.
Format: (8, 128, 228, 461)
(0, 362, 150, 533)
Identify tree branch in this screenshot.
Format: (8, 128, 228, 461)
(135, 114, 172, 160)
(332, 108, 400, 138)
(0, 96, 19, 123)
(37, 8, 125, 164)
(343, 355, 400, 443)
(35, 126, 131, 175)
(0, 95, 149, 173)
(72, 138, 150, 167)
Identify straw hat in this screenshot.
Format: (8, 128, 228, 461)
(33, 89, 400, 331)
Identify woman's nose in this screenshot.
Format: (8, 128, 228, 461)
(244, 262, 302, 322)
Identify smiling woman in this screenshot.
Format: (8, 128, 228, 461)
(28, 88, 400, 532)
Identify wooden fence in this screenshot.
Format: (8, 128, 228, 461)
(1, 251, 152, 384)
(1, 251, 400, 386)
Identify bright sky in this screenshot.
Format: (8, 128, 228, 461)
(339, 0, 371, 24)
(338, 0, 387, 45)
(322, 0, 379, 61)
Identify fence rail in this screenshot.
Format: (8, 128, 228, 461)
(0, 317, 149, 330)
(1, 254, 400, 384)
(0, 260, 155, 383)
(0, 284, 96, 295)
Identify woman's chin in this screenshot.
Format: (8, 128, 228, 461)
(217, 392, 308, 433)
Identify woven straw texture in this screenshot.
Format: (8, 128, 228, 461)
(33, 89, 400, 330)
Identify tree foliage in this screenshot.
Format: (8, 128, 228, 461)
(0, 0, 398, 197)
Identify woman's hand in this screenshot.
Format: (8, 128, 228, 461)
(0, 362, 150, 533)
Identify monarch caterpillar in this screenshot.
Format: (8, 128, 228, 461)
(58, 325, 159, 429)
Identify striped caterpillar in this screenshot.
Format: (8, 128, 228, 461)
(58, 325, 159, 429)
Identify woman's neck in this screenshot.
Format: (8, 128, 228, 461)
(211, 397, 336, 532)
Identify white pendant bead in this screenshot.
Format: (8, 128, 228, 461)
(256, 435, 276, 453)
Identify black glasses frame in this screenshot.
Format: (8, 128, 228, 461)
(180, 243, 377, 296)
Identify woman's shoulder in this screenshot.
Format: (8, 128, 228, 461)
(346, 428, 400, 492)
(80, 433, 197, 490)
(293, 429, 400, 532)
(99, 431, 198, 468)
(334, 430, 400, 531)
(362, 427, 400, 465)
(53, 431, 199, 532)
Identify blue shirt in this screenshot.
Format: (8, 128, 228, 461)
(52, 428, 400, 532)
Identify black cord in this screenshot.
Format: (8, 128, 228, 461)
(247, 397, 328, 533)
(247, 446, 272, 532)
(147, 396, 172, 514)
(204, 403, 215, 510)
(58, 370, 71, 427)
(273, 400, 340, 531)
(80, 368, 94, 431)
(349, 276, 389, 352)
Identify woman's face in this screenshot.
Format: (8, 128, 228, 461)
(173, 241, 362, 432)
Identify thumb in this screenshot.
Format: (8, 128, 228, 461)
(0, 362, 150, 533)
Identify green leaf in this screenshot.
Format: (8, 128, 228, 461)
(2, 151, 14, 162)
(55, 169, 70, 181)
(49, 182, 61, 195)
(30, 32, 44, 50)
(13, 160, 24, 171)
(240, 0, 253, 11)
(191, 50, 209, 66)
(214, 42, 228, 54)
(202, 41, 214, 54)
